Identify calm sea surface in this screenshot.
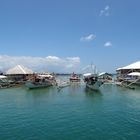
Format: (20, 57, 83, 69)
(0, 78, 140, 140)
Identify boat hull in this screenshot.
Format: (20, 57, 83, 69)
(69, 78, 80, 82)
(25, 81, 52, 89)
(86, 81, 103, 90)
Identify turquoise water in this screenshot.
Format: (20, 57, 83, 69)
(0, 83, 140, 140)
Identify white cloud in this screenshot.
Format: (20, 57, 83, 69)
(80, 34, 96, 42)
(45, 56, 62, 66)
(66, 57, 80, 63)
(0, 55, 81, 73)
(65, 57, 80, 69)
(105, 5, 109, 10)
(104, 41, 112, 47)
(99, 5, 110, 16)
(46, 56, 61, 61)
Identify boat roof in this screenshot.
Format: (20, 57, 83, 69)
(127, 72, 140, 76)
(83, 73, 97, 77)
(83, 73, 92, 77)
(98, 72, 106, 76)
(0, 75, 7, 79)
(38, 74, 53, 78)
(117, 61, 140, 70)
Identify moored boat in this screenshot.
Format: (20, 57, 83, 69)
(25, 74, 56, 89)
(69, 72, 80, 82)
(0, 75, 10, 88)
(83, 73, 104, 90)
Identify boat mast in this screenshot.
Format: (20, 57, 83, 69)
(91, 62, 96, 74)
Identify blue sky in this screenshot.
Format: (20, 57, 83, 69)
(0, 0, 140, 73)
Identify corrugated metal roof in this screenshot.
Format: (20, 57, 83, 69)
(117, 61, 140, 70)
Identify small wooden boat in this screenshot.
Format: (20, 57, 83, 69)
(83, 73, 104, 90)
(0, 75, 14, 88)
(57, 81, 70, 89)
(69, 72, 80, 82)
(25, 74, 56, 89)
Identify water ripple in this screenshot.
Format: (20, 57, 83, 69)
(0, 84, 140, 140)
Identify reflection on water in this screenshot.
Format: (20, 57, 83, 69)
(27, 87, 51, 95)
(25, 86, 58, 100)
(84, 87, 103, 103)
(84, 86, 102, 94)
(70, 81, 81, 86)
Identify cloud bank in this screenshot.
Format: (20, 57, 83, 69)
(0, 55, 80, 73)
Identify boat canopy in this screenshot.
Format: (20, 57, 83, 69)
(83, 73, 92, 77)
(0, 75, 7, 79)
(83, 73, 98, 78)
(38, 74, 53, 78)
(98, 72, 106, 76)
(127, 72, 140, 76)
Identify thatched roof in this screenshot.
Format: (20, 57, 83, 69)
(6, 65, 33, 75)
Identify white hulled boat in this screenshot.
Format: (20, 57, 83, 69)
(83, 73, 104, 90)
(69, 72, 80, 82)
(25, 74, 56, 89)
